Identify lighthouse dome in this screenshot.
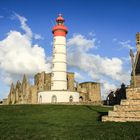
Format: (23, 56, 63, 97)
(56, 14, 65, 22)
(52, 14, 68, 36)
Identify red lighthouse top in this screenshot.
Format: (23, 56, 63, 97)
(52, 14, 68, 37)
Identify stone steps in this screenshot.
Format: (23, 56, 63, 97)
(102, 115, 140, 122)
(121, 99, 140, 105)
(102, 88, 140, 122)
(108, 110, 140, 118)
(114, 105, 140, 111)
(127, 92, 140, 99)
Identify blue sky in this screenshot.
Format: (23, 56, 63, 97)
(0, 0, 139, 99)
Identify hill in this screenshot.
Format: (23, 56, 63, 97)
(0, 105, 140, 140)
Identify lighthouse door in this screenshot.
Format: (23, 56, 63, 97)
(51, 95, 57, 103)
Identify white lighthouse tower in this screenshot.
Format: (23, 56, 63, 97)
(38, 14, 79, 103)
(51, 14, 68, 90)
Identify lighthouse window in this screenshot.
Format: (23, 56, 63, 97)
(58, 21, 63, 25)
(54, 49, 56, 53)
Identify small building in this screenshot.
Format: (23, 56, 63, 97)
(77, 82, 101, 102)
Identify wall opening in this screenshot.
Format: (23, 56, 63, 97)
(51, 95, 57, 103)
(39, 95, 42, 103)
(69, 95, 73, 102)
(79, 96, 83, 102)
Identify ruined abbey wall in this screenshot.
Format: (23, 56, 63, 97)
(4, 72, 101, 104)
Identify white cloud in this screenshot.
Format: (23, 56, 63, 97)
(12, 13, 43, 40)
(119, 40, 134, 50)
(0, 14, 51, 86)
(67, 33, 130, 99)
(14, 13, 32, 39)
(88, 32, 96, 37)
(34, 34, 44, 40)
(113, 38, 135, 50)
(75, 72, 84, 81)
(67, 34, 130, 83)
(121, 56, 131, 63)
(68, 51, 129, 82)
(101, 80, 117, 99)
(67, 33, 98, 51)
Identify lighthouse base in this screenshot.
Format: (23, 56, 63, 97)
(38, 91, 79, 103)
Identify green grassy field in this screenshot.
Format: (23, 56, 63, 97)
(0, 105, 140, 140)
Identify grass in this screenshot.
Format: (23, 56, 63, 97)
(0, 105, 140, 140)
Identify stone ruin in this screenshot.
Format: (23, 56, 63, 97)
(102, 87, 140, 122)
(102, 33, 140, 122)
(3, 72, 101, 105)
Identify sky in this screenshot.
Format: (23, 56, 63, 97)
(0, 0, 139, 100)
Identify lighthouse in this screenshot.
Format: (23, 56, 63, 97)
(51, 14, 68, 90)
(38, 14, 79, 103)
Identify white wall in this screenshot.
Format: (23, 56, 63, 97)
(51, 36, 67, 90)
(38, 91, 79, 103)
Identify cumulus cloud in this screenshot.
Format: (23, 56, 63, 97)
(67, 33, 98, 51)
(67, 34, 130, 98)
(0, 13, 51, 85)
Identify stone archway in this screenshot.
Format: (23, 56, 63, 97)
(51, 95, 57, 103)
(79, 96, 83, 102)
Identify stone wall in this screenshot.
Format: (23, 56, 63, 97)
(133, 75, 140, 87)
(34, 72, 75, 92)
(4, 72, 101, 105)
(67, 72, 75, 91)
(77, 82, 101, 102)
(102, 87, 140, 122)
(2, 98, 7, 105)
(30, 85, 38, 104)
(6, 75, 37, 105)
